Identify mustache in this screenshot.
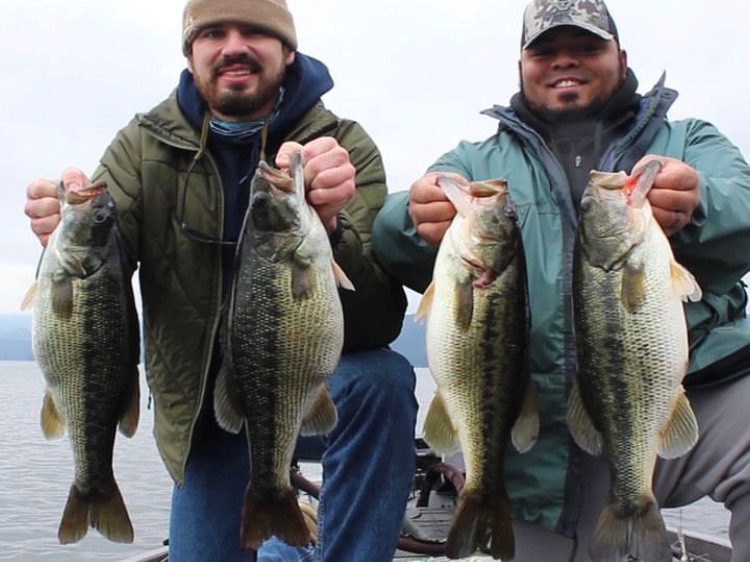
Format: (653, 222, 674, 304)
(213, 54, 263, 76)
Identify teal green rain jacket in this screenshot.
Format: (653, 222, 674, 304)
(372, 76, 750, 536)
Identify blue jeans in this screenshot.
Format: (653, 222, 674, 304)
(168, 348, 418, 562)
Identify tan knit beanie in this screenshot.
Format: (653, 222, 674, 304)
(182, 0, 297, 55)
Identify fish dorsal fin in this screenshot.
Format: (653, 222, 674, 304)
(511, 379, 540, 454)
(658, 389, 699, 459)
(301, 388, 338, 436)
(415, 282, 435, 322)
(422, 390, 460, 454)
(670, 261, 702, 302)
(566, 379, 603, 455)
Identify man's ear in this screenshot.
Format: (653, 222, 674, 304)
(186, 55, 194, 74)
(285, 48, 296, 66)
(619, 49, 628, 79)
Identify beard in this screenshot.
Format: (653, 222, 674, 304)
(194, 54, 286, 119)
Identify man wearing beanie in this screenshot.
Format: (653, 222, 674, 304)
(374, 0, 750, 560)
(25, 1, 417, 561)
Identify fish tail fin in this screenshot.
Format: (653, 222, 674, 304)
(446, 489, 515, 560)
(58, 480, 135, 545)
(88, 480, 135, 543)
(589, 495, 670, 562)
(57, 484, 90, 544)
(240, 488, 311, 551)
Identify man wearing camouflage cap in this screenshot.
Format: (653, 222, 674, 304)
(25, 0, 417, 561)
(375, 0, 750, 560)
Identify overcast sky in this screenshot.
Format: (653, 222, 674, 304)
(2, 0, 748, 314)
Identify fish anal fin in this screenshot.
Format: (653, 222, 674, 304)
(511, 380, 539, 453)
(620, 262, 647, 314)
(118, 369, 140, 438)
(671, 261, 702, 302)
(40, 388, 66, 439)
(300, 388, 338, 436)
(422, 391, 459, 454)
(567, 380, 603, 455)
(213, 363, 245, 434)
(658, 389, 699, 459)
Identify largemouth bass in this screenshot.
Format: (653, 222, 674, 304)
(215, 152, 351, 550)
(418, 176, 538, 560)
(569, 160, 701, 562)
(22, 181, 140, 544)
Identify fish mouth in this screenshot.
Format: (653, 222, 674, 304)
(65, 181, 107, 205)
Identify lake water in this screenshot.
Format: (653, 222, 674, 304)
(0, 361, 731, 561)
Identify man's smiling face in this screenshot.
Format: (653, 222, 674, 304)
(520, 26, 627, 117)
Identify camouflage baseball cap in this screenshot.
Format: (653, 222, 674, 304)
(521, 0, 619, 50)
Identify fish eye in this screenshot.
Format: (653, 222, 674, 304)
(580, 196, 593, 212)
(251, 192, 271, 210)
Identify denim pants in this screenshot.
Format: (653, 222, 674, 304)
(168, 348, 418, 562)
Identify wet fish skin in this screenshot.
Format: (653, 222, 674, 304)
(24, 182, 140, 545)
(570, 161, 701, 562)
(419, 176, 538, 560)
(215, 153, 349, 551)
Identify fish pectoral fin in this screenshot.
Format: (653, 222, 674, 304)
(453, 278, 474, 331)
(20, 281, 38, 310)
(300, 388, 338, 436)
(118, 368, 140, 438)
(658, 389, 699, 459)
(566, 380, 603, 455)
(40, 387, 66, 439)
(291, 261, 315, 300)
(415, 282, 435, 322)
(511, 380, 540, 454)
(331, 259, 355, 291)
(422, 392, 460, 454)
(620, 262, 647, 314)
(213, 363, 245, 434)
(51, 277, 75, 318)
(670, 261, 702, 302)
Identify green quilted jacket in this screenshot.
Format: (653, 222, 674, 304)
(91, 91, 406, 485)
